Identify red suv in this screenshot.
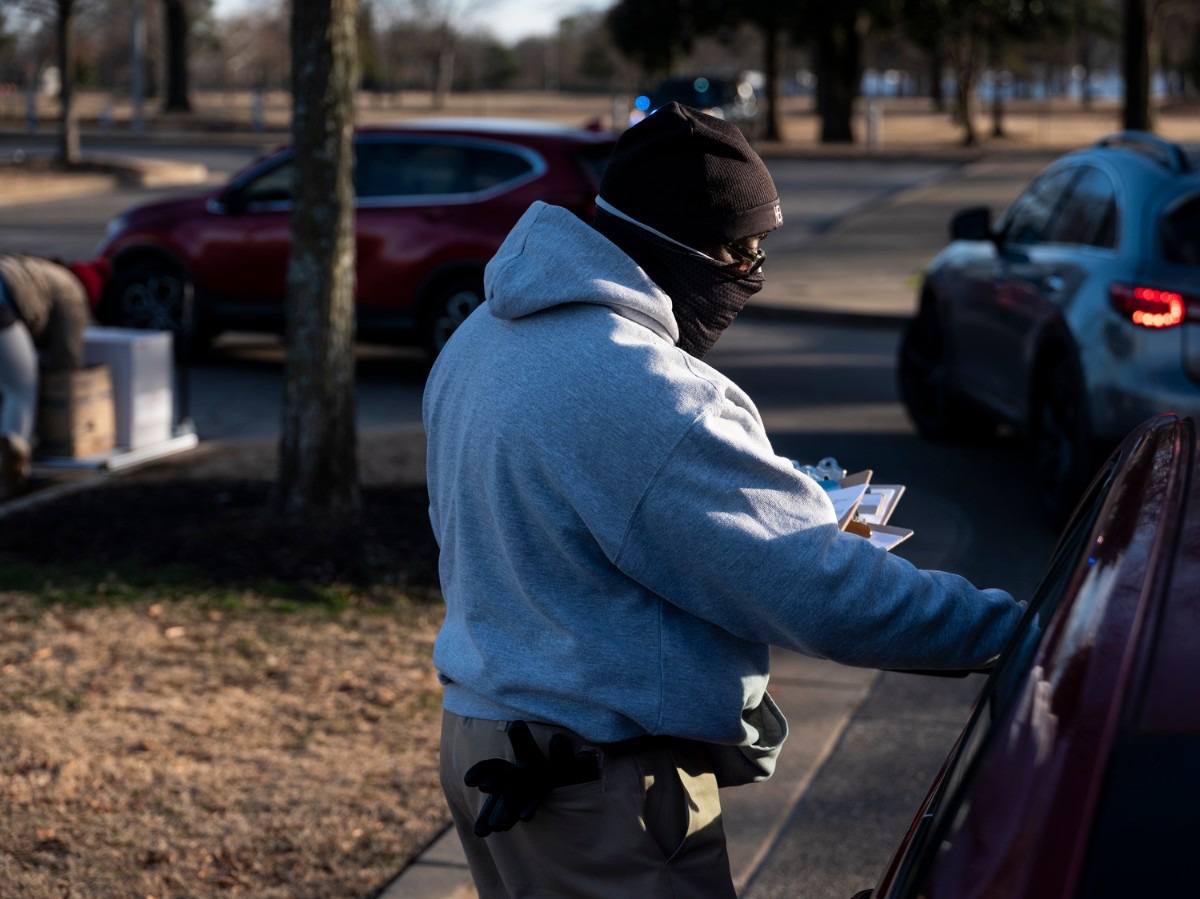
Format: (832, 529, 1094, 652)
(95, 120, 616, 355)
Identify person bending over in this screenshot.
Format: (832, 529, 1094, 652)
(0, 253, 108, 496)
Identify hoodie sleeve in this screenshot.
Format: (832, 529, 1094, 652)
(613, 394, 1022, 671)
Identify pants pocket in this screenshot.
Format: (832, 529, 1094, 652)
(637, 741, 723, 862)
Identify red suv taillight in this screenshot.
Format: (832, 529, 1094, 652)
(1109, 283, 1199, 329)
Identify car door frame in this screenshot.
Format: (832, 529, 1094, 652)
(952, 163, 1082, 416)
(868, 413, 1195, 899)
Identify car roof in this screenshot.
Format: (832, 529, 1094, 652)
(1071, 131, 1200, 180)
(357, 119, 618, 145)
(1126, 419, 1200, 734)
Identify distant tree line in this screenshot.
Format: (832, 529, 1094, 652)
(3, 0, 1199, 518)
(604, 0, 1199, 144)
(3, 0, 1200, 159)
(2, 0, 215, 161)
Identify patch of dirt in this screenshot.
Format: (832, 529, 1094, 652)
(0, 432, 452, 898)
(0, 477, 440, 590)
(3, 429, 439, 589)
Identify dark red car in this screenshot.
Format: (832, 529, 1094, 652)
(857, 412, 1198, 899)
(94, 119, 616, 355)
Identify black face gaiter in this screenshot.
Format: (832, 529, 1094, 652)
(594, 209, 764, 359)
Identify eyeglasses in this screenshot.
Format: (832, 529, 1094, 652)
(725, 240, 766, 275)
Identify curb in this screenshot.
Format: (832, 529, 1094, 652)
(0, 171, 119, 207)
(87, 152, 210, 188)
(0, 470, 110, 520)
(741, 301, 910, 331)
(0, 153, 211, 207)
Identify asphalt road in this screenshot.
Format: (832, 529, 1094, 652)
(0, 144, 952, 262)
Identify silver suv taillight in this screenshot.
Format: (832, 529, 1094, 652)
(1109, 282, 1200, 329)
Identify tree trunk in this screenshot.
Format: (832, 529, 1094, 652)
(989, 35, 1005, 138)
(955, 69, 977, 146)
(929, 50, 945, 112)
(1077, 0, 1094, 110)
(56, 0, 79, 165)
(814, 8, 862, 144)
(1122, 0, 1151, 131)
(950, 17, 979, 147)
(163, 0, 192, 112)
(762, 23, 782, 142)
(1190, 25, 1200, 97)
(433, 36, 454, 109)
(278, 0, 361, 520)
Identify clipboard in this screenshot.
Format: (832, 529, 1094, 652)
(830, 470, 914, 552)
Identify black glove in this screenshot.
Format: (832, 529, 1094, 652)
(463, 720, 601, 837)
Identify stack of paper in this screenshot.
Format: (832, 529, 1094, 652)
(811, 468, 914, 552)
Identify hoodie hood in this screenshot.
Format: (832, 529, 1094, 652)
(484, 201, 680, 345)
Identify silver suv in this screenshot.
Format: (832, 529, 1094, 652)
(898, 132, 1200, 523)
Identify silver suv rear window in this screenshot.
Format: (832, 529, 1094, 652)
(1162, 196, 1200, 265)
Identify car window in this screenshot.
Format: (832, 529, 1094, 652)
(1045, 166, 1118, 248)
(652, 76, 738, 109)
(1002, 167, 1078, 246)
(355, 140, 534, 198)
(1162, 194, 1200, 265)
(985, 461, 1113, 714)
(468, 146, 534, 191)
(356, 142, 465, 197)
(1079, 732, 1199, 897)
(354, 142, 404, 197)
(886, 460, 1115, 896)
(240, 159, 295, 204)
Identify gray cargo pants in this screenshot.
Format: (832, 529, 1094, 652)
(440, 710, 738, 899)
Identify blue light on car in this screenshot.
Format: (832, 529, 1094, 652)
(693, 77, 710, 92)
(635, 95, 651, 112)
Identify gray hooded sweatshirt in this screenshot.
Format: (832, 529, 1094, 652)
(423, 201, 1021, 752)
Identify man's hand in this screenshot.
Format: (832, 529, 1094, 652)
(464, 721, 600, 837)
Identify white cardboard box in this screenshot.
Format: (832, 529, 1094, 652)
(83, 327, 174, 450)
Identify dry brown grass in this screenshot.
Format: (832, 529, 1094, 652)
(0, 433, 447, 898)
(0, 591, 447, 898)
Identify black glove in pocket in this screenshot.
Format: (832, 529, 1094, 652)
(464, 720, 601, 837)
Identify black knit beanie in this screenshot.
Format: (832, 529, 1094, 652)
(598, 102, 782, 247)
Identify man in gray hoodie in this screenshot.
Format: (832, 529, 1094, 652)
(423, 103, 1024, 899)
